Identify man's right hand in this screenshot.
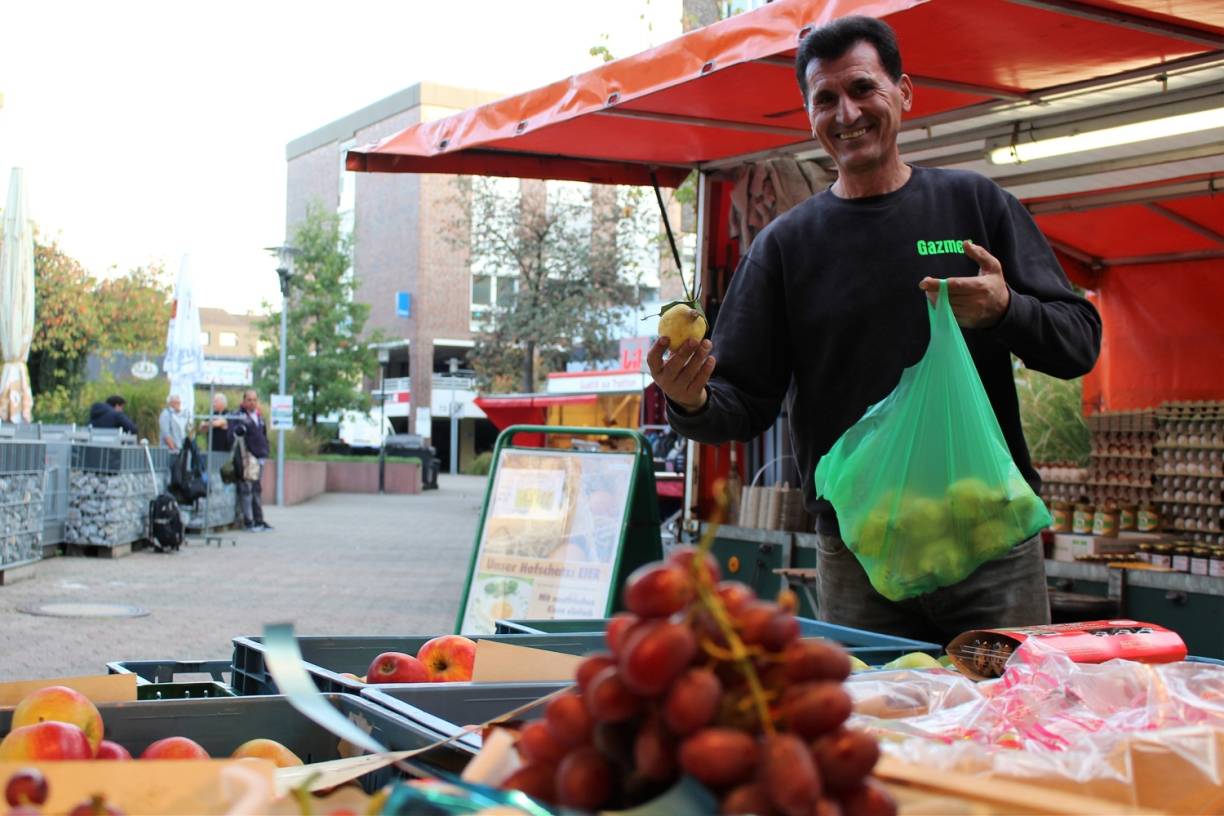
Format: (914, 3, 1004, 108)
(646, 337, 716, 414)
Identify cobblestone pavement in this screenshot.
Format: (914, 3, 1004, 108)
(0, 475, 487, 681)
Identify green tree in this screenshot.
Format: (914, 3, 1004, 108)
(455, 178, 652, 393)
(95, 262, 173, 353)
(29, 237, 98, 404)
(1016, 365, 1091, 465)
(254, 203, 380, 429)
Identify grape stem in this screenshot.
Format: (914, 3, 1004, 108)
(686, 484, 777, 736)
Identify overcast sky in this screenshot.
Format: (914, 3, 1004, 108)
(0, 0, 682, 314)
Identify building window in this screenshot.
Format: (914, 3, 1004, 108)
(199, 331, 211, 346)
(495, 277, 517, 308)
(219, 332, 239, 348)
(472, 275, 492, 306)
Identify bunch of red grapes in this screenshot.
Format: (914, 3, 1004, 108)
(502, 547, 897, 815)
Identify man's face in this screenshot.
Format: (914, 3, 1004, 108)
(242, 392, 258, 412)
(804, 41, 912, 178)
(213, 396, 226, 412)
(169, 396, 182, 413)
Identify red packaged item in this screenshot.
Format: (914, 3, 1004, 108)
(947, 619, 1187, 680)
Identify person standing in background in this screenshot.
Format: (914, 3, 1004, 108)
(158, 394, 187, 451)
(229, 389, 271, 532)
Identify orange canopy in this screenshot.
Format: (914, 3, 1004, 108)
(348, 0, 1223, 185)
(349, 0, 1224, 413)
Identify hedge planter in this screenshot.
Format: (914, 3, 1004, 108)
(326, 460, 421, 495)
(260, 460, 327, 506)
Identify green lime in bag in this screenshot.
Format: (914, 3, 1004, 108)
(814, 278, 1051, 601)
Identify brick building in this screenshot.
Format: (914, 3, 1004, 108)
(285, 82, 683, 471)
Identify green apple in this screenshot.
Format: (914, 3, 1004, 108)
(946, 478, 998, 525)
(969, 519, 1011, 562)
(853, 508, 891, 559)
(900, 497, 950, 544)
(914, 538, 969, 584)
(882, 652, 942, 671)
(848, 655, 872, 673)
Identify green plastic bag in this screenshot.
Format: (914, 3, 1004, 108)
(814, 279, 1051, 601)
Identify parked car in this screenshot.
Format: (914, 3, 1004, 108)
(335, 411, 394, 452)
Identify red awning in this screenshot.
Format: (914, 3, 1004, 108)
(1022, 172, 1224, 411)
(474, 393, 599, 429)
(347, 0, 1223, 184)
(350, 0, 1224, 412)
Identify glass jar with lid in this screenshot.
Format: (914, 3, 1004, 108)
(1151, 542, 1174, 569)
(1172, 542, 1193, 572)
(1190, 545, 1211, 576)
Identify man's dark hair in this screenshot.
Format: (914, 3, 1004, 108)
(795, 16, 903, 102)
(105, 395, 127, 408)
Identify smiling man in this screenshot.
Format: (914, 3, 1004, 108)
(646, 16, 1101, 643)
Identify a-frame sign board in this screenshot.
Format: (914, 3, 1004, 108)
(456, 425, 663, 636)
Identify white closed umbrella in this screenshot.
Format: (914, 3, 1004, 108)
(0, 168, 35, 423)
(163, 254, 205, 426)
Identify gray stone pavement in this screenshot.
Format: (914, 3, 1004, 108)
(0, 475, 488, 681)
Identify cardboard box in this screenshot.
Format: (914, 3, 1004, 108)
(1053, 533, 1138, 562)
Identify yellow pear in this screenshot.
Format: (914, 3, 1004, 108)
(658, 303, 707, 349)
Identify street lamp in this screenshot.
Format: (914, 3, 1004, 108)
(377, 347, 391, 493)
(447, 357, 461, 476)
(265, 244, 298, 507)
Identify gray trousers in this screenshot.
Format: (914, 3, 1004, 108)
(239, 476, 265, 526)
(815, 534, 1050, 645)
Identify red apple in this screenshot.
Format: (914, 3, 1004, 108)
(95, 740, 132, 760)
(140, 736, 210, 760)
(0, 722, 93, 760)
(12, 686, 104, 754)
(365, 652, 429, 684)
(416, 635, 477, 682)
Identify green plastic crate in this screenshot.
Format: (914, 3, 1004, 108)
(106, 659, 236, 699)
(231, 632, 605, 695)
(0, 694, 435, 792)
(496, 617, 941, 665)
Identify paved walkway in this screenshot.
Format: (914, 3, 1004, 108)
(0, 475, 488, 681)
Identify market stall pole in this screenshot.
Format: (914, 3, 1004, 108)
(0, 167, 35, 424)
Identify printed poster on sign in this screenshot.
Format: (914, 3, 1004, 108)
(460, 448, 635, 635)
(270, 395, 294, 430)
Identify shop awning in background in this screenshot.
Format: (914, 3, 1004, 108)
(475, 393, 598, 426)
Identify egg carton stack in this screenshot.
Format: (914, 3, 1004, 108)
(1082, 409, 1159, 505)
(1036, 462, 1091, 504)
(0, 441, 48, 568)
(1155, 401, 1224, 546)
(735, 483, 808, 531)
(65, 444, 169, 548)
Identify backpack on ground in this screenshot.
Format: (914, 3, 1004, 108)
(149, 493, 184, 552)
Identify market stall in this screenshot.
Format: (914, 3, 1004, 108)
(5, 1, 1217, 813)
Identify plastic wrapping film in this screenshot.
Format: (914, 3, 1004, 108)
(847, 638, 1224, 813)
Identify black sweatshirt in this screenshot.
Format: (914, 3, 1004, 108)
(668, 166, 1101, 530)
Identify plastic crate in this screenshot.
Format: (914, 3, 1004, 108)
(0, 694, 438, 792)
(363, 682, 568, 765)
(231, 633, 605, 696)
(106, 659, 236, 699)
(1187, 655, 1224, 666)
(496, 618, 942, 664)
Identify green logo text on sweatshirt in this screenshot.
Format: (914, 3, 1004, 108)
(916, 239, 965, 256)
